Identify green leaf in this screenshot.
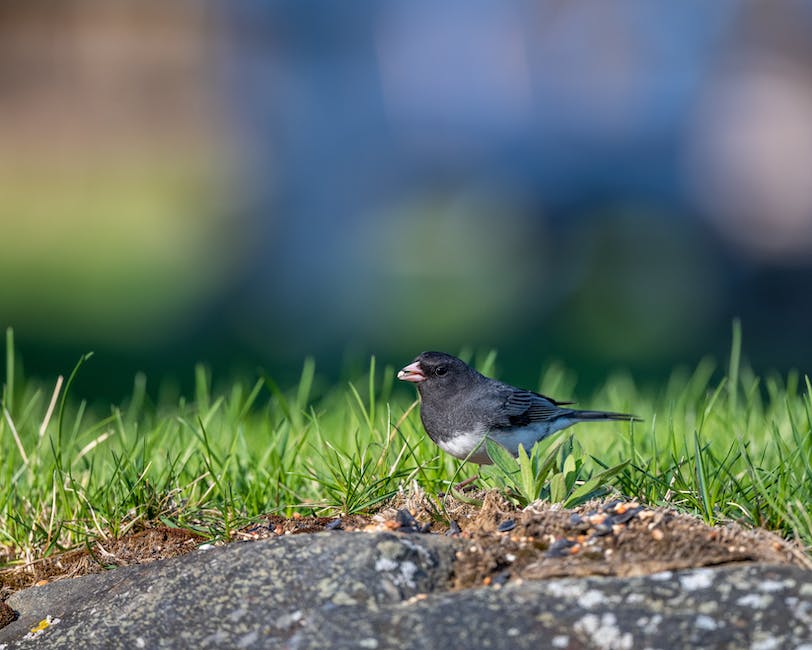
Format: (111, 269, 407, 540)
(517, 444, 536, 502)
(485, 438, 519, 480)
(562, 453, 577, 489)
(564, 460, 629, 508)
(549, 472, 567, 503)
(693, 429, 713, 524)
(535, 436, 569, 484)
(728, 318, 742, 415)
(563, 476, 604, 508)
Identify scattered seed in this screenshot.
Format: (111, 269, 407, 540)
(396, 508, 419, 530)
(292, 512, 302, 520)
(569, 543, 581, 555)
(483, 576, 492, 586)
(609, 507, 643, 525)
(589, 513, 607, 526)
(497, 519, 516, 533)
(593, 523, 613, 536)
(545, 538, 578, 557)
(651, 528, 664, 541)
(492, 572, 510, 586)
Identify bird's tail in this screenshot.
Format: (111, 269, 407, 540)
(569, 409, 641, 423)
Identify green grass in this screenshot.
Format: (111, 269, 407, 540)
(2, 323, 811, 566)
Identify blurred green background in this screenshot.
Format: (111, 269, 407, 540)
(2, 1, 812, 398)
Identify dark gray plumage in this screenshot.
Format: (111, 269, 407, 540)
(397, 351, 639, 464)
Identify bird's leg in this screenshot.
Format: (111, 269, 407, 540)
(449, 477, 483, 506)
(455, 475, 479, 490)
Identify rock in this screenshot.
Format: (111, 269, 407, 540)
(0, 532, 455, 649)
(292, 563, 812, 649)
(1, 532, 810, 649)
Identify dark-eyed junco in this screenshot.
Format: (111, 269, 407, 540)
(397, 351, 640, 464)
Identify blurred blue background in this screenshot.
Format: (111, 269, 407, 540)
(2, 0, 812, 397)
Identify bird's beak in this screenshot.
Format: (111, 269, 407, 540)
(397, 361, 426, 383)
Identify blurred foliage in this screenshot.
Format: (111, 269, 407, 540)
(1, 1, 812, 396)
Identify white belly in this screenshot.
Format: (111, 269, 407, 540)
(437, 428, 491, 464)
(437, 420, 576, 464)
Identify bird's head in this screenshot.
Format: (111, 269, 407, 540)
(397, 351, 478, 395)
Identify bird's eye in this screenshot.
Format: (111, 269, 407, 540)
(435, 366, 447, 376)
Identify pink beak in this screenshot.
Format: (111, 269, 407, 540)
(397, 361, 426, 383)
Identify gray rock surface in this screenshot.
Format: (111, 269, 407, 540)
(0, 532, 455, 649)
(1, 532, 810, 649)
(294, 563, 812, 649)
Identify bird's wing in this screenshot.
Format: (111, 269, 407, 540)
(498, 389, 571, 428)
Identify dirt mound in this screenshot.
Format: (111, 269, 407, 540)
(439, 493, 808, 588)
(2, 491, 808, 603)
(237, 490, 807, 589)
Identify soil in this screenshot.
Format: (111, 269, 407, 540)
(1, 491, 809, 606)
(0, 526, 203, 601)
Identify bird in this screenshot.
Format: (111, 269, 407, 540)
(397, 351, 640, 464)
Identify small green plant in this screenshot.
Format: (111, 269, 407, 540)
(302, 435, 414, 515)
(483, 436, 629, 508)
